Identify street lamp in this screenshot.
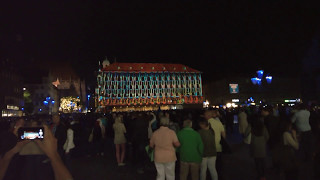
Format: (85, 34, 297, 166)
(251, 70, 272, 85)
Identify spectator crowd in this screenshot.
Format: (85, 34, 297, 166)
(0, 103, 319, 180)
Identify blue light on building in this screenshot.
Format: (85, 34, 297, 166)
(43, 101, 49, 105)
(21, 108, 24, 111)
(51, 100, 55, 104)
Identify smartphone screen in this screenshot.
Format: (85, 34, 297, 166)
(18, 127, 45, 140)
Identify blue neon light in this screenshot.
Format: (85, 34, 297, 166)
(43, 101, 49, 105)
(51, 100, 55, 104)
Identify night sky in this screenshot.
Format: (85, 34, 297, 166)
(1, 1, 319, 86)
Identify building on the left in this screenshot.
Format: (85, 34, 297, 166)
(0, 59, 24, 117)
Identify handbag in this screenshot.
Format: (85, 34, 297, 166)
(145, 145, 154, 162)
(88, 128, 94, 143)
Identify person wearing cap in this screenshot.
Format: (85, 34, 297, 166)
(0, 125, 73, 180)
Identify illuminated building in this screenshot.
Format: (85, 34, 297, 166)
(95, 63, 203, 111)
(0, 59, 23, 117)
(25, 63, 86, 114)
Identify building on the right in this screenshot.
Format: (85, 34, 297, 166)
(301, 34, 320, 104)
(203, 76, 301, 106)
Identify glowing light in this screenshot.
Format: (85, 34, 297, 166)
(21, 108, 24, 111)
(23, 88, 26, 91)
(232, 99, 240, 103)
(51, 100, 55, 104)
(39, 109, 42, 112)
(266, 76, 272, 84)
(60, 96, 81, 112)
(203, 100, 210, 108)
(251, 78, 257, 85)
(226, 103, 237, 108)
(87, 95, 91, 98)
(248, 97, 254, 102)
(43, 101, 49, 105)
(256, 78, 262, 85)
(257, 70, 264, 78)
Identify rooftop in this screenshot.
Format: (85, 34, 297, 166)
(101, 63, 200, 73)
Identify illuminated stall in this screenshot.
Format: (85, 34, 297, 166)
(95, 63, 203, 112)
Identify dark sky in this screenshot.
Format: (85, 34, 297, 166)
(1, 1, 319, 85)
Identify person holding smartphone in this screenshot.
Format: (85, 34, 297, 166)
(0, 125, 73, 180)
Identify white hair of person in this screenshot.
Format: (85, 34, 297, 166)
(160, 117, 170, 126)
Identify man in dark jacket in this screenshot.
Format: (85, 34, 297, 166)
(52, 114, 67, 161)
(262, 106, 280, 149)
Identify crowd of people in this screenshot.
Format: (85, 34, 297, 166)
(0, 103, 319, 180)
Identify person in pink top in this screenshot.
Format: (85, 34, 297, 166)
(150, 117, 181, 180)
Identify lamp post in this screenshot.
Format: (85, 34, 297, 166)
(87, 95, 90, 111)
(251, 70, 272, 85)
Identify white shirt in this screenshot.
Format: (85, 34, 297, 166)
(63, 129, 75, 153)
(291, 110, 311, 132)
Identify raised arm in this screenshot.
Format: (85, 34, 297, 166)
(0, 141, 29, 180)
(36, 125, 73, 180)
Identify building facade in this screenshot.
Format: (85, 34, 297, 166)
(24, 63, 87, 114)
(301, 35, 320, 103)
(0, 59, 23, 117)
(96, 63, 203, 111)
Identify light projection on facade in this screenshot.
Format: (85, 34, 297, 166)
(95, 63, 203, 109)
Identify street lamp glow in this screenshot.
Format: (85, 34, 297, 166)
(257, 70, 264, 78)
(23, 87, 26, 91)
(266, 76, 273, 84)
(256, 78, 262, 85)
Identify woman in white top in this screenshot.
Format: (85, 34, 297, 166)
(64, 122, 75, 169)
(113, 116, 127, 166)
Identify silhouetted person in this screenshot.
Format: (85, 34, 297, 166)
(51, 114, 67, 161)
